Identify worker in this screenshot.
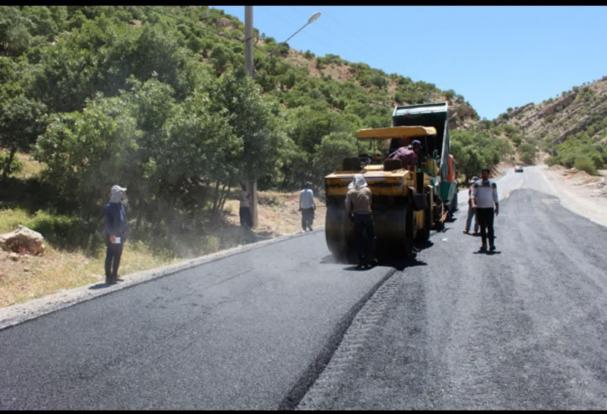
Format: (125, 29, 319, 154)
(446, 153, 458, 219)
(387, 139, 423, 171)
(239, 183, 252, 229)
(463, 176, 480, 235)
(104, 185, 128, 285)
(471, 168, 499, 253)
(299, 181, 316, 232)
(345, 174, 377, 269)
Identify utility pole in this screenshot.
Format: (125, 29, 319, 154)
(244, 5, 258, 228)
(241, 8, 320, 228)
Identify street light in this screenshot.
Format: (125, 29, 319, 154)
(265, 12, 321, 61)
(284, 11, 322, 44)
(243, 8, 321, 228)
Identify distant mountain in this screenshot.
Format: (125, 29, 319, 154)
(494, 76, 607, 173)
(497, 77, 607, 146)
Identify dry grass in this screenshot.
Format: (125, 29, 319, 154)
(0, 208, 31, 233)
(223, 189, 326, 236)
(14, 152, 45, 179)
(0, 241, 176, 308)
(0, 206, 177, 308)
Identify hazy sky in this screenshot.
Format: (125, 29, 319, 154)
(211, 6, 607, 120)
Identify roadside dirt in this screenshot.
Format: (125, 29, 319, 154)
(541, 165, 607, 227)
(224, 190, 326, 236)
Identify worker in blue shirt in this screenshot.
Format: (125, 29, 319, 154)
(104, 185, 128, 284)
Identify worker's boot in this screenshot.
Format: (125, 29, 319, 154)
(479, 244, 487, 253)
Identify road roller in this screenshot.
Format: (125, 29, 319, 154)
(324, 102, 455, 261)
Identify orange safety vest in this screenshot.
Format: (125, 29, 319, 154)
(447, 154, 456, 182)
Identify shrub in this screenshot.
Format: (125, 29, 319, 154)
(573, 156, 597, 175)
(27, 210, 98, 250)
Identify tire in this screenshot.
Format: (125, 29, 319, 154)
(417, 191, 432, 242)
(325, 202, 350, 261)
(403, 195, 414, 258)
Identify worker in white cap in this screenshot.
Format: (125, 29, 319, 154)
(104, 185, 128, 284)
(345, 174, 377, 269)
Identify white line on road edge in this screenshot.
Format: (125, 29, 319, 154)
(296, 271, 403, 410)
(0, 228, 324, 331)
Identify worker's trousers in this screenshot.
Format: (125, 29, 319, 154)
(105, 241, 124, 283)
(353, 213, 375, 265)
(476, 208, 495, 248)
(301, 208, 315, 231)
(465, 205, 479, 233)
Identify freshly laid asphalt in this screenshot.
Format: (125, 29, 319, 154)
(2, 166, 607, 410)
(0, 229, 392, 410)
(310, 167, 607, 409)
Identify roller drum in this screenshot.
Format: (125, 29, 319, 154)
(325, 196, 413, 261)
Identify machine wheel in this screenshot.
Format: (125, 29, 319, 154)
(325, 202, 351, 261)
(403, 195, 414, 257)
(417, 191, 432, 242)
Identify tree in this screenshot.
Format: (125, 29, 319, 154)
(313, 131, 358, 181)
(162, 89, 241, 217)
(0, 57, 47, 179)
(35, 94, 141, 217)
(207, 71, 286, 184)
(519, 142, 537, 165)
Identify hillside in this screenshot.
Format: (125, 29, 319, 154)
(495, 76, 607, 174)
(0, 5, 487, 257)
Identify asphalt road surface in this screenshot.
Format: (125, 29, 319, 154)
(307, 166, 607, 409)
(1, 166, 606, 409)
(0, 231, 391, 410)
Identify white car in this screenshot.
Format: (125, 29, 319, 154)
(514, 165, 524, 173)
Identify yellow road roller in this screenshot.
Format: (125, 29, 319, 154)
(324, 102, 453, 261)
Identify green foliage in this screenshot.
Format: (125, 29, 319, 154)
(450, 128, 513, 181)
(35, 94, 140, 214)
(0, 65, 48, 178)
(313, 131, 358, 178)
(573, 156, 597, 175)
(518, 142, 537, 165)
(27, 210, 93, 250)
(207, 71, 287, 183)
(1, 5, 482, 252)
(548, 133, 606, 175)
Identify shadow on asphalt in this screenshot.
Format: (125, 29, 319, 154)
(378, 256, 428, 271)
(320, 254, 339, 264)
(89, 283, 114, 290)
(473, 250, 502, 255)
(320, 239, 434, 271)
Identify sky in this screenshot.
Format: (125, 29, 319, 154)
(211, 6, 607, 120)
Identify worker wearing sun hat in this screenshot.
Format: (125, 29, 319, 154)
(104, 184, 128, 284)
(345, 174, 377, 270)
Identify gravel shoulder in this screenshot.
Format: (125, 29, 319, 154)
(540, 165, 607, 227)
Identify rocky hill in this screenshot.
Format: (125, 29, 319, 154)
(496, 76, 607, 148)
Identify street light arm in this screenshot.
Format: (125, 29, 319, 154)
(284, 12, 321, 44)
(284, 22, 311, 44)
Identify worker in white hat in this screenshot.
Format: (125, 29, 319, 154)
(104, 184, 128, 284)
